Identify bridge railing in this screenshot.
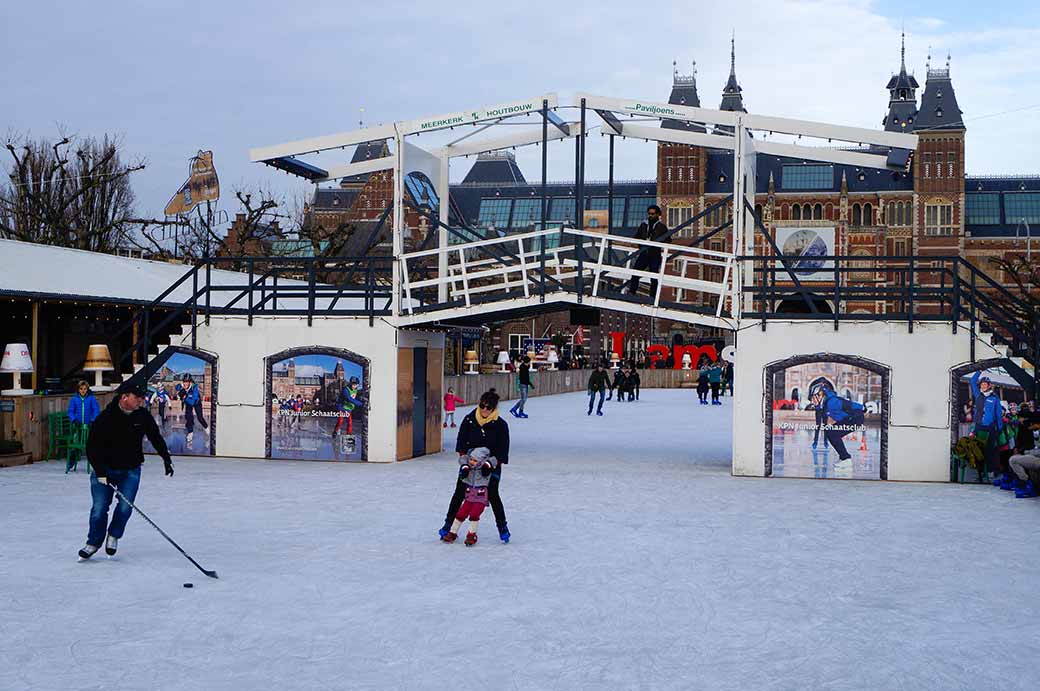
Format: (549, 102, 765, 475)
(397, 227, 737, 318)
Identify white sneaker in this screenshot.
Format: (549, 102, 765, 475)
(105, 535, 118, 556)
(185, 432, 194, 447)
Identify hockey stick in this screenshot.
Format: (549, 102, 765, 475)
(110, 485, 218, 579)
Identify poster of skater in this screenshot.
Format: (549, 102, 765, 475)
(266, 348, 368, 461)
(765, 355, 888, 480)
(143, 350, 216, 456)
(774, 227, 835, 281)
(951, 361, 1025, 443)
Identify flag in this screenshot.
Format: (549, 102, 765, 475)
(574, 326, 584, 345)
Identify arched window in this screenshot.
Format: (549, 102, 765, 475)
(754, 204, 763, 223)
(803, 204, 812, 219)
(863, 203, 872, 225)
(896, 202, 905, 226)
(887, 202, 895, 225)
(813, 203, 823, 220)
(852, 204, 862, 226)
(793, 205, 802, 221)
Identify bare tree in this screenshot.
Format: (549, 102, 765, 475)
(990, 254, 1039, 324)
(128, 187, 290, 261)
(0, 131, 145, 251)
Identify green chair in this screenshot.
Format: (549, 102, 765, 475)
(47, 413, 74, 461)
(65, 424, 90, 474)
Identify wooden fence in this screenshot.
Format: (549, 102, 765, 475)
(0, 392, 116, 463)
(445, 367, 710, 405)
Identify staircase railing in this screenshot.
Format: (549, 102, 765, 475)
(62, 255, 393, 388)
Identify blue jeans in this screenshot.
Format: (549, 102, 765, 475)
(87, 466, 142, 546)
(515, 385, 530, 412)
(588, 390, 604, 414)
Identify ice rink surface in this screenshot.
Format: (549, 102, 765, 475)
(2, 389, 1038, 690)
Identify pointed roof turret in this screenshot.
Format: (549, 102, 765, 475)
(662, 60, 705, 132)
(719, 34, 746, 114)
(883, 32, 919, 132)
(914, 52, 965, 131)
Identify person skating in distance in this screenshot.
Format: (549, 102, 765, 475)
(78, 382, 174, 561)
(587, 362, 610, 416)
(441, 447, 498, 546)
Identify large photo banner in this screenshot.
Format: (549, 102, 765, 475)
(143, 351, 216, 456)
(774, 227, 835, 281)
(766, 355, 888, 480)
(266, 348, 368, 461)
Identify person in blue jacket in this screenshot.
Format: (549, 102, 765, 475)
(809, 383, 866, 462)
(970, 370, 1004, 473)
(176, 374, 208, 448)
(67, 380, 100, 472)
(68, 380, 101, 426)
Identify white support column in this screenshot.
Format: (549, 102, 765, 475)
(392, 127, 404, 319)
(730, 116, 756, 321)
(437, 155, 450, 303)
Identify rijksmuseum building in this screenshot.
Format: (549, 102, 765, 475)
(309, 39, 1039, 364)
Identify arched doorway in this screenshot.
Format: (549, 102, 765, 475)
(774, 294, 834, 315)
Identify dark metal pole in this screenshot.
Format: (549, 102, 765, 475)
(191, 266, 198, 350)
(969, 269, 976, 362)
(833, 256, 840, 331)
(576, 97, 586, 301)
(907, 255, 915, 333)
(952, 259, 960, 334)
(607, 135, 615, 232)
(247, 259, 254, 327)
(540, 99, 548, 303)
(307, 259, 316, 327)
(204, 252, 211, 326)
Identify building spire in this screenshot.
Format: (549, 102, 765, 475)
(900, 30, 906, 72)
(730, 31, 736, 78)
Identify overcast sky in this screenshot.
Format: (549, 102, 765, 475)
(3, 0, 1038, 223)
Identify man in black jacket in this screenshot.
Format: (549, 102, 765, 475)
(628, 205, 669, 297)
(78, 382, 175, 560)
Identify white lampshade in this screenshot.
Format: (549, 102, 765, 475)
(1, 343, 33, 396)
(546, 350, 559, 363)
(1, 343, 33, 373)
(496, 351, 511, 365)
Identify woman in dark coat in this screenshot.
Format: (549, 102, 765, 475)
(440, 389, 511, 542)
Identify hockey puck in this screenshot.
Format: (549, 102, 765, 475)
(183, 583, 194, 588)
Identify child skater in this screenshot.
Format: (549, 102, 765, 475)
(443, 387, 464, 428)
(442, 446, 498, 546)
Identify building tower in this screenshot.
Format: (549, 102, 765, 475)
(912, 52, 966, 257)
(883, 32, 920, 132)
(658, 61, 707, 237)
(713, 35, 747, 136)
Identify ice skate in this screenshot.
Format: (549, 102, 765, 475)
(498, 524, 510, 543)
(441, 531, 458, 543)
(77, 543, 100, 561)
(105, 535, 118, 556)
(1015, 481, 1036, 498)
(443, 422, 448, 428)
(464, 532, 478, 546)
(596, 410, 603, 416)
(450, 423, 456, 428)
